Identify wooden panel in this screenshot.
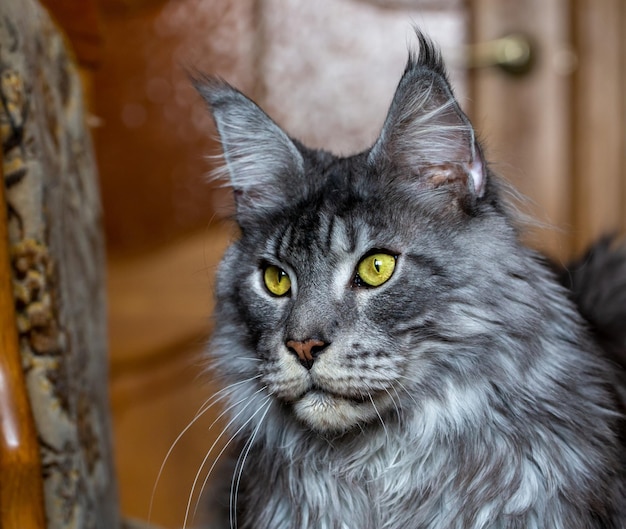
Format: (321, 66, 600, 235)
(571, 0, 626, 253)
(470, 0, 574, 259)
(96, 1, 258, 524)
(108, 225, 233, 528)
(93, 0, 255, 257)
(107, 226, 232, 369)
(111, 344, 227, 529)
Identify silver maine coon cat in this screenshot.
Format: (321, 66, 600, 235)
(194, 31, 626, 529)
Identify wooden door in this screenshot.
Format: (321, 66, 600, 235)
(472, 0, 626, 259)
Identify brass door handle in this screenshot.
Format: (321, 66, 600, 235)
(466, 33, 534, 75)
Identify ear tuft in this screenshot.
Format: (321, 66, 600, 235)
(410, 28, 447, 76)
(193, 74, 305, 222)
(370, 29, 486, 199)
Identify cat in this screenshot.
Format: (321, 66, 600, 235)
(193, 30, 626, 529)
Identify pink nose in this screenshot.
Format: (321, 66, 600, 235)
(286, 339, 328, 369)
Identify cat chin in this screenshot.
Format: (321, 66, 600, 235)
(292, 389, 390, 433)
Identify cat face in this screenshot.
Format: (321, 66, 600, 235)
(199, 34, 524, 433)
(212, 148, 524, 434)
(221, 181, 436, 431)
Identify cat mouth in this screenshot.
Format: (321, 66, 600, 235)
(303, 385, 373, 405)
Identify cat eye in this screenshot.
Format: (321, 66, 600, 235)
(355, 252, 397, 287)
(263, 265, 292, 296)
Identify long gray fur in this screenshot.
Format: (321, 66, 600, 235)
(196, 31, 626, 529)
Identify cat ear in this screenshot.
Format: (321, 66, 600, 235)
(194, 76, 305, 221)
(369, 32, 486, 198)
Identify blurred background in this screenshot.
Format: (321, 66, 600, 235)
(37, 0, 626, 527)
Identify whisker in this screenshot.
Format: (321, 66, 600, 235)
(149, 376, 263, 522)
(195, 375, 262, 420)
(369, 392, 389, 440)
(191, 395, 271, 523)
(395, 377, 420, 407)
(229, 398, 272, 529)
(183, 385, 268, 529)
(391, 385, 410, 422)
(208, 390, 257, 431)
(384, 387, 402, 421)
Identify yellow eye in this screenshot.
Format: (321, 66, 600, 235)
(263, 265, 291, 296)
(356, 253, 396, 287)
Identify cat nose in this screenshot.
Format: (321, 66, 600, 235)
(286, 339, 329, 370)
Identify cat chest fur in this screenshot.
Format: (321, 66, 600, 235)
(237, 411, 588, 529)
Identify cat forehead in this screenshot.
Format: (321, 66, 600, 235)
(254, 165, 425, 260)
(266, 209, 371, 260)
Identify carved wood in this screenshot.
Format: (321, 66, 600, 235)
(0, 141, 47, 529)
(0, 1, 121, 527)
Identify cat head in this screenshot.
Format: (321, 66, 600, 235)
(197, 32, 528, 434)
